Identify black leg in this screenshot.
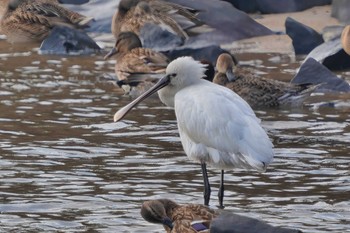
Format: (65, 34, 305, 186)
(201, 163, 211, 206)
(218, 170, 225, 209)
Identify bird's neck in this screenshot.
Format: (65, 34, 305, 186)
(158, 86, 176, 108)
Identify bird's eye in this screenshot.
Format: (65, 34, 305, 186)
(169, 73, 177, 78)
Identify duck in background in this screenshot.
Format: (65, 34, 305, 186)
(213, 53, 319, 108)
(0, 0, 93, 43)
(111, 0, 207, 43)
(104, 31, 169, 96)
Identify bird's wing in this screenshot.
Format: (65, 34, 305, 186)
(118, 49, 168, 74)
(23, 1, 92, 28)
(175, 82, 274, 169)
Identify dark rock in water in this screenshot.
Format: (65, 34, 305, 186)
(291, 58, 350, 92)
(164, 45, 230, 66)
(58, 0, 89, 4)
(210, 212, 303, 233)
(256, 0, 331, 14)
(285, 17, 324, 55)
(331, 0, 350, 24)
(304, 36, 350, 71)
(39, 26, 100, 55)
(140, 23, 184, 52)
(222, 0, 258, 13)
(321, 49, 350, 71)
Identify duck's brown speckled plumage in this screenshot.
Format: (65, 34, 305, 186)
(105, 31, 169, 81)
(341, 25, 350, 55)
(214, 53, 317, 107)
(112, 0, 204, 40)
(0, 0, 93, 43)
(141, 199, 218, 233)
(104, 31, 169, 95)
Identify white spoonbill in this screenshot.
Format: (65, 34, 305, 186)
(114, 56, 274, 208)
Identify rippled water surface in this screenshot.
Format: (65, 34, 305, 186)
(0, 40, 350, 233)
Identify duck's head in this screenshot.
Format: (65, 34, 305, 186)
(104, 31, 142, 59)
(214, 53, 237, 83)
(113, 56, 207, 122)
(141, 199, 178, 230)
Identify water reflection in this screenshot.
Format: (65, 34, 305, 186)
(0, 40, 350, 232)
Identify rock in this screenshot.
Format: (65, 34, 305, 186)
(39, 25, 101, 55)
(304, 36, 350, 71)
(291, 58, 350, 92)
(58, 0, 89, 4)
(331, 0, 350, 24)
(140, 23, 184, 52)
(164, 45, 231, 66)
(285, 17, 324, 55)
(222, 0, 258, 13)
(210, 212, 303, 233)
(256, 0, 331, 14)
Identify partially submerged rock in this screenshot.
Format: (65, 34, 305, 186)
(292, 58, 350, 92)
(39, 26, 101, 55)
(210, 212, 303, 233)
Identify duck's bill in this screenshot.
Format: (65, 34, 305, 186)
(226, 69, 236, 82)
(104, 47, 117, 60)
(113, 75, 171, 122)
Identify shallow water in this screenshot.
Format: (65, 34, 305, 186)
(0, 40, 350, 233)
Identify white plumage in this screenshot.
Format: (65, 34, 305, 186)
(114, 56, 274, 207)
(158, 57, 274, 171)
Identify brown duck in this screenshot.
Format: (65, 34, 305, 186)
(111, 0, 206, 40)
(213, 53, 318, 108)
(104, 31, 169, 95)
(141, 199, 218, 233)
(0, 0, 93, 43)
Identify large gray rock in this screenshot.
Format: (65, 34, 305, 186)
(210, 212, 303, 233)
(39, 26, 101, 55)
